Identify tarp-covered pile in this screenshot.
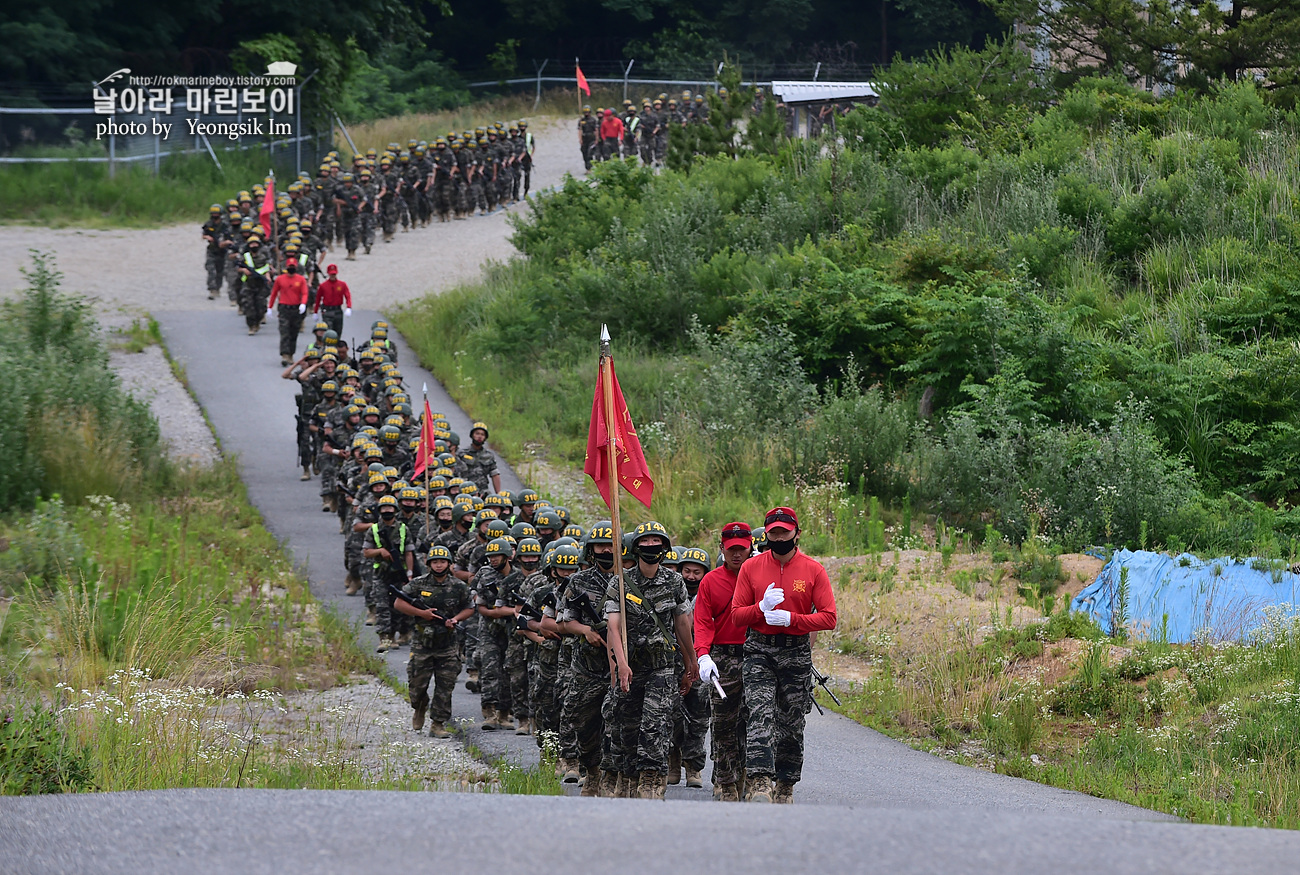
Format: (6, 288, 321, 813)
(1071, 549, 1300, 643)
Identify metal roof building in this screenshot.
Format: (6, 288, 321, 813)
(769, 80, 879, 137)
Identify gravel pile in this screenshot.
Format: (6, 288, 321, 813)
(109, 344, 220, 465)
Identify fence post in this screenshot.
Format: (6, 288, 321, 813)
(623, 59, 635, 102)
(533, 59, 548, 110)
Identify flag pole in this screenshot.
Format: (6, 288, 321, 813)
(600, 324, 629, 665)
(422, 383, 430, 534)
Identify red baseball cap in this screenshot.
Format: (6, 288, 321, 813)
(764, 506, 798, 533)
(327, 264, 339, 274)
(720, 521, 752, 550)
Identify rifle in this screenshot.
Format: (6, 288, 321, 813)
(809, 665, 842, 716)
(570, 591, 606, 632)
(388, 582, 446, 624)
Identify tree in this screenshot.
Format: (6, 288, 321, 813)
(876, 37, 1047, 147)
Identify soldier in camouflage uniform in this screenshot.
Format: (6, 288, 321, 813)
(604, 521, 699, 800)
(358, 168, 378, 255)
(377, 157, 401, 242)
(502, 536, 544, 735)
(670, 546, 712, 788)
(307, 381, 341, 510)
(399, 154, 420, 232)
(362, 493, 415, 652)
(312, 164, 335, 250)
(555, 541, 609, 793)
(461, 421, 501, 494)
(332, 173, 365, 261)
(520, 542, 566, 747)
(472, 536, 522, 730)
(201, 204, 231, 300)
(236, 233, 272, 335)
(578, 105, 598, 171)
(431, 139, 456, 222)
(395, 545, 474, 737)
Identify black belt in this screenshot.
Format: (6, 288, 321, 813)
(711, 643, 744, 657)
(748, 630, 809, 648)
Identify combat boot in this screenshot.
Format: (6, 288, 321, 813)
(492, 710, 514, 731)
(637, 772, 667, 800)
(364, 609, 376, 626)
(746, 775, 773, 803)
(364, 244, 372, 254)
(561, 760, 581, 784)
(481, 705, 497, 730)
(615, 773, 636, 798)
(773, 780, 795, 804)
(599, 769, 619, 797)
(428, 722, 451, 739)
(718, 783, 741, 802)
(346, 250, 356, 261)
(395, 630, 411, 646)
(685, 767, 703, 788)
(411, 709, 425, 732)
(579, 775, 601, 797)
(300, 466, 311, 481)
(375, 636, 393, 653)
(514, 717, 531, 736)
(667, 749, 681, 785)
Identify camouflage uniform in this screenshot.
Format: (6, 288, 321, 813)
(237, 243, 272, 331)
(674, 659, 710, 778)
(433, 147, 456, 220)
(709, 644, 747, 787)
(460, 445, 499, 494)
(359, 176, 378, 253)
(524, 572, 562, 741)
(604, 565, 690, 779)
(743, 631, 814, 786)
(578, 112, 598, 170)
(557, 566, 614, 776)
(202, 215, 228, 296)
(501, 569, 531, 722)
(334, 183, 365, 256)
(402, 573, 472, 726)
(367, 517, 413, 639)
(379, 166, 401, 238)
(472, 562, 522, 716)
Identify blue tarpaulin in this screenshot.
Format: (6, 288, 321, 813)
(1071, 549, 1300, 643)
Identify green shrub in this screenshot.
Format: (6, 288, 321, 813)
(0, 702, 95, 795)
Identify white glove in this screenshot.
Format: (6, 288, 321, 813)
(265, 308, 274, 321)
(298, 303, 306, 314)
(344, 307, 352, 317)
(697, 654, 718, 685)
(763, 609, 792, 627)
(758, 583, 784, 612)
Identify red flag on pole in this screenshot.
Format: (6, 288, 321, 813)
(584, 355, 653, 509)
(411, 398, 436, 478)
(258, 176, 276, 238)
(576, 64, 591, 96)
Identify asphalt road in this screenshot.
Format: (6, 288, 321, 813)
(6, 305, 1297, 872)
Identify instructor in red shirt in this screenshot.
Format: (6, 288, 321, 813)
(731, 506, 836, 804)
(314, 264, 353, 337)
(266, 257, 310, 366)
(694, 521, 754, 802)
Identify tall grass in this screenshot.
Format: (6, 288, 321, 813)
(0, 253, 162, 510)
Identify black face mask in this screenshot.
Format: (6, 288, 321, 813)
(593, 553, 615, 570)
(287, 264, 298, 273)
(637, 545, 668, 565)
(768, 537, 797, 556)
(437, 517, 453, 530)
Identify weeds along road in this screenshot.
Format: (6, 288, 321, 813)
(5, 118, 1300, 873)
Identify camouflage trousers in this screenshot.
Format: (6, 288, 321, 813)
(205, 250, 225, 293)
(742, 632, 812, 784)
(608, 656, 677, 776)
(708, 645, 747, 786)
(561, 658, 611, 775)
(380, 198, 398, 235)
(340, 214, 360, 252)
(409, 643, 462, 724)
(478, 621, 510, 713)
(581, 137, 597, 170)
(317, 450, 339, 499)
(520, 161, 531, 197)
(238, 279, 268, 330)
(360, 210, 375, 248)
(277, 304, 304, 358)
(639, 137, 653, 165)
(504, 633, 530, 719)
(401, 193, 417, 228)
(556, 640, 579, 761)
(673, 674, 710, 773)
(529, 646, 560, 742)
(654, 133, 668, 163)
(434, 181, 453, 219)
(319, 305, 344, 336)
(223, 256, 240, 302)
(364, 567, 398, 638)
